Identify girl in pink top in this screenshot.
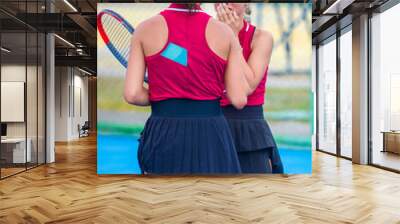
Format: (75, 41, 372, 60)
(216, 3, 284, 173)
(124, 3, 249, 174)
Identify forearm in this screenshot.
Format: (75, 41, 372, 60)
(233, 36, 256, 94)
(235, 30, 273, 95)
(239, 52, 257, 93)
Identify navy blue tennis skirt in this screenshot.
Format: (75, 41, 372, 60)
(137, 99, 241, 174)
(222, 105, 284, 174)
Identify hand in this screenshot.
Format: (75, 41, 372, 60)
(216, 3, 242, 36)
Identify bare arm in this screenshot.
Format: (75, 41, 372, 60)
(234, 35, 255, 94)
(245, 30, 274, 91)
(216, 4, 253, 96)
(225, 30, 248, 109)
(216, 4, 273, 93)
(123, 24, 150, 106)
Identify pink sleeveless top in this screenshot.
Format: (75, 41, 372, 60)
(220, 20, 268, 106)
(145, 4, 227, 102)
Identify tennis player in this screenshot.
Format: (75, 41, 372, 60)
(124, 3, 250, 174)
(216, 3, 284, 173)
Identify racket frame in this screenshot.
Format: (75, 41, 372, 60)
(97, 9, 134, 68)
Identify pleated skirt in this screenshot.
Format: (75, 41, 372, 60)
(138, 99, 241, 174)
(222, 105, 284, 174)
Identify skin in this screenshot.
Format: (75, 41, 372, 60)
(216, 4, 279, 172)
(215, 3, 274, 92)
(124, 4, 249, 109)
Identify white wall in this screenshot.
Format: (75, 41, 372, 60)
(54, 67, 89, 141)
(1, 65, 26, 81)
(1, 65, 35, 138)
(55, 66, 69, 141)
(1, 63, 46, 164)
(1, 65, 26, 143)
(1, 65, 25, 130)
(71, 73, 89, 138)
(1, 82, 25, 122)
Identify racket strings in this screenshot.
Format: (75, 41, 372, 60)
(101, 15, 132, 60)
(107, 20, 130, 57)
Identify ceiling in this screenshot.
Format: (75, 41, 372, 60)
(0, 0, 98, 74)
(312, 0, 390, 44)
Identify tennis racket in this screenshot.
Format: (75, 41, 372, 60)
(97, 9, 148, 82)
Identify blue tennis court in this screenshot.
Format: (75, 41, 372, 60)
(97, 133, 312, 174)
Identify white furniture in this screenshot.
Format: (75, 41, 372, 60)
(1, 138, 31, 163)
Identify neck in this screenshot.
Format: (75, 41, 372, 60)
(236, 19, 247, 36)
(239, 19, 245, 31)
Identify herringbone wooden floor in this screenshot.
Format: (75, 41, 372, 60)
(1, 135, 400, 224)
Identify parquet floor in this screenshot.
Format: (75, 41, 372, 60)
(0, 167, 26, 178)
(1, 135, 400, 223)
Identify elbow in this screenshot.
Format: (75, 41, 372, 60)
(230, 95, 247, 110)
(124, 89, 141, 105)
(226, 85, 248, 109)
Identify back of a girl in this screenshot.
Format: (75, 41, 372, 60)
(124, 3, 248, 174)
